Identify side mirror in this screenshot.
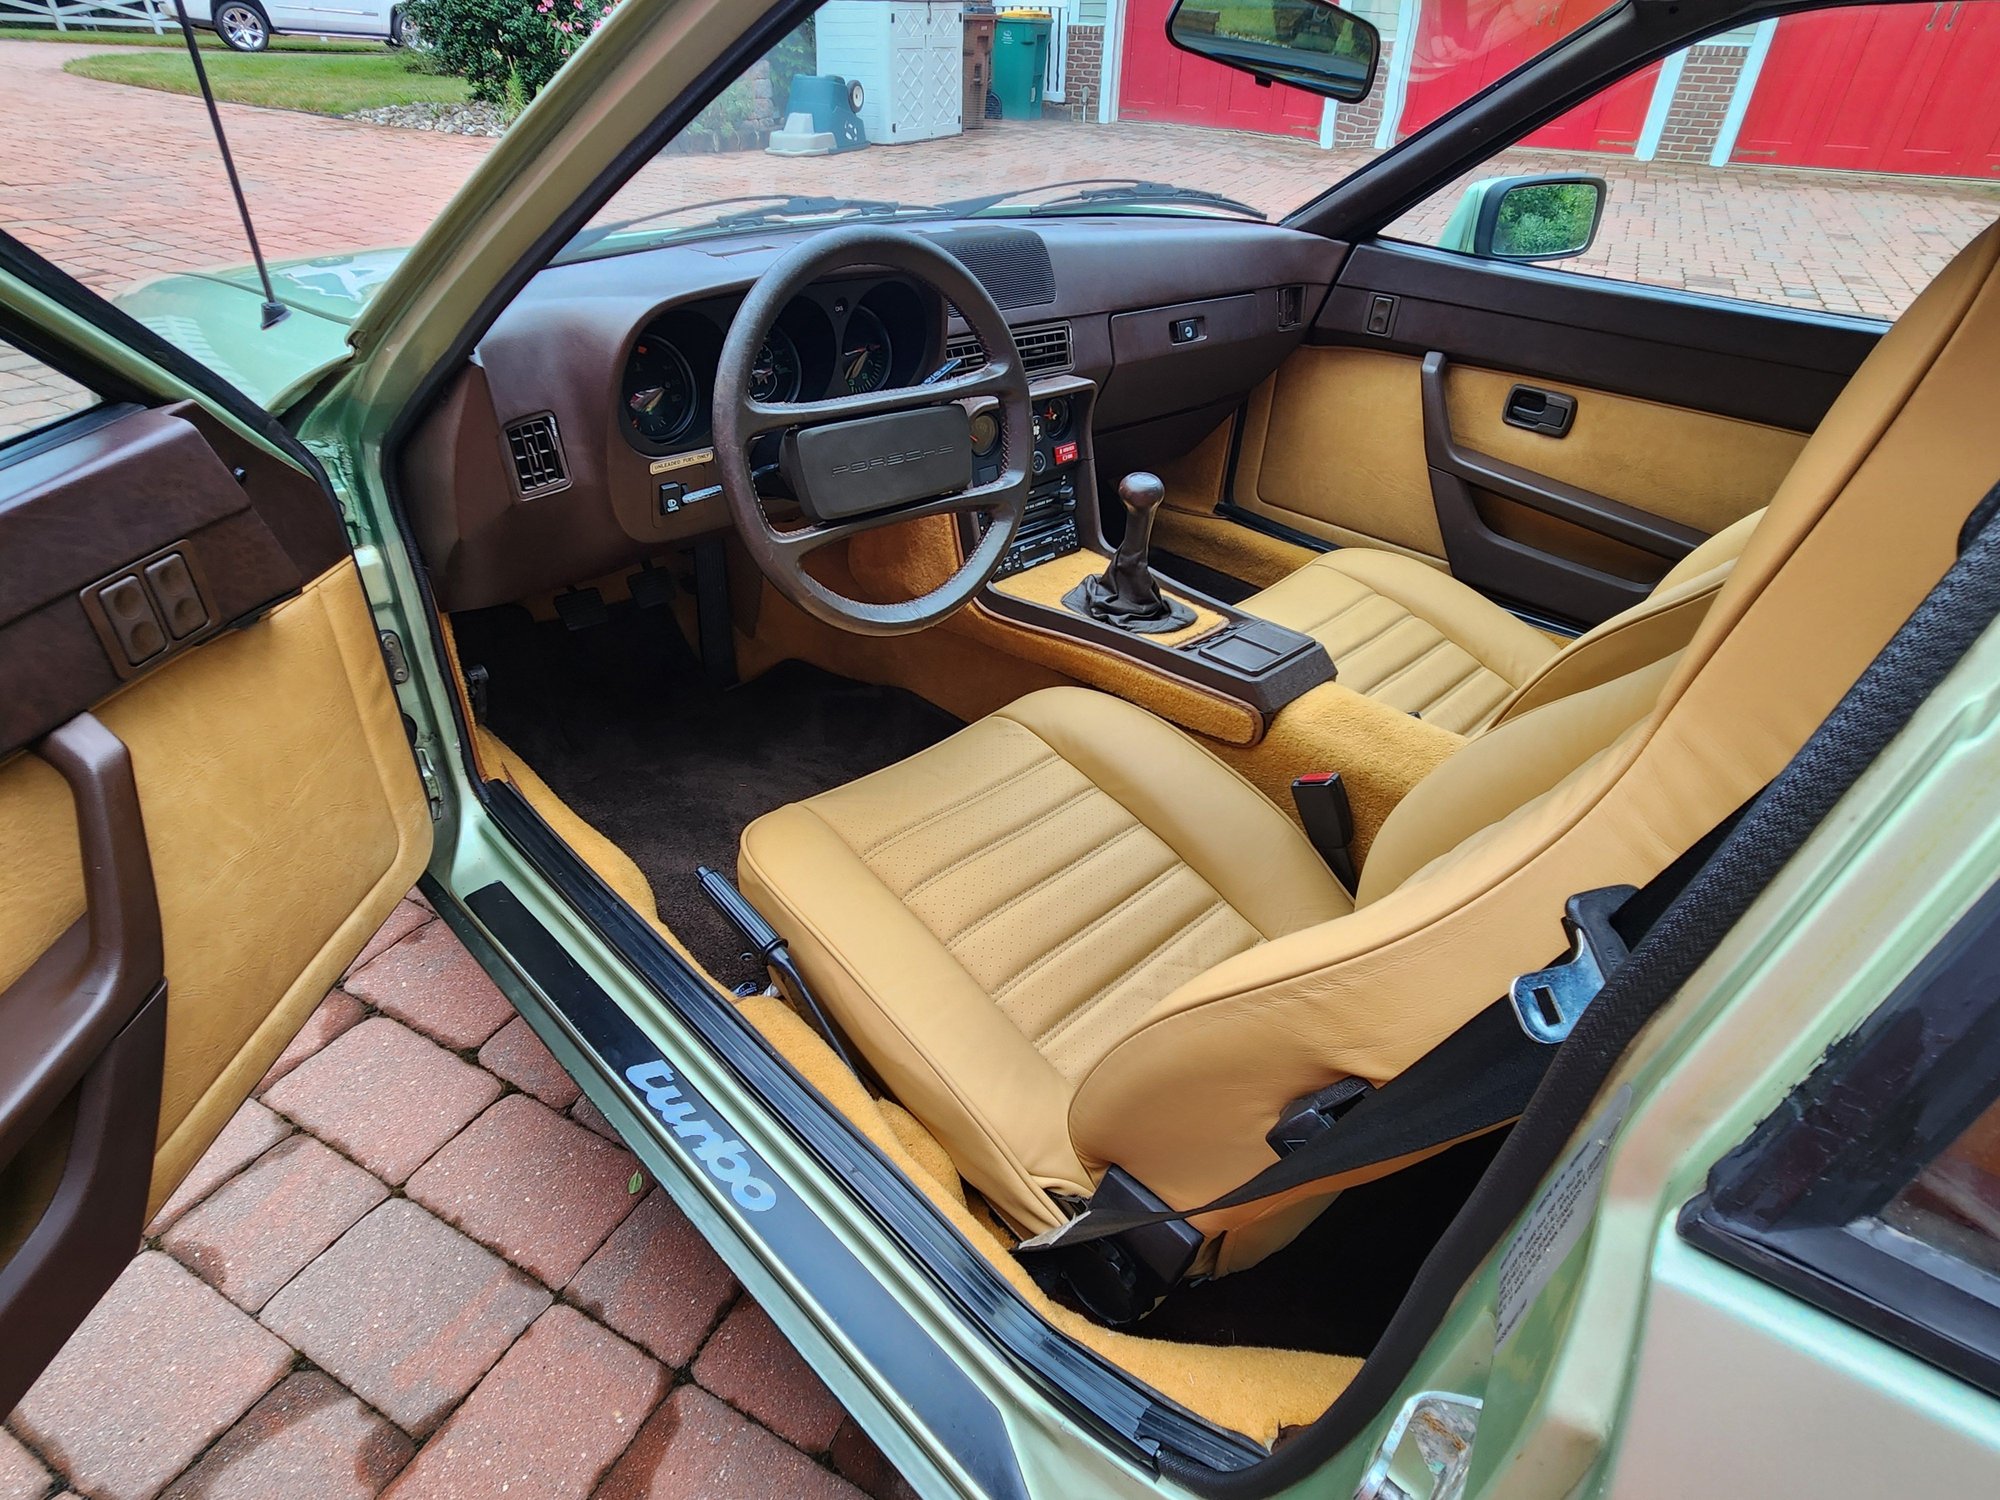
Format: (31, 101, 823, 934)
(1437, 174, 1608, 263)
(1168, 0, 1381, 104)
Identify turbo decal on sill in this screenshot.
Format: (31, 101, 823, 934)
(625, 1059, 778, 1211)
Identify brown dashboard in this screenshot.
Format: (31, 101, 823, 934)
(401, 216, 1340, 612)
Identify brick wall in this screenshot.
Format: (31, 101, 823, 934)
(1330, 38, 1393, 148)
(1651, 43, 1747, 163)
(1061, 23, 1104, 117)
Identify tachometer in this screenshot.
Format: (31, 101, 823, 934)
(749, 326, 803, 403)
(839, 307, 893, 395)
(622, 335, 698, 446)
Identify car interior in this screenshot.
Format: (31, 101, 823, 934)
(350, 1, 2000, 1454)
(1, 0, 1996, 1472)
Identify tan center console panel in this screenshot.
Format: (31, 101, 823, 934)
(880, 377, 1338, 747)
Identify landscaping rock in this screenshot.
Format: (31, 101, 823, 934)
(346, 101, 509, 137)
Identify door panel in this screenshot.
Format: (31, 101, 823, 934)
(1443, 363, 1808, 537)
(1, 397, 430, 1410)
(1232, 346, 1447, 560)
(1225, 243, 1877, 625)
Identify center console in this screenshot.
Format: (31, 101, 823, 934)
(963, 376, 1335, 741)
(977, 386, 1086, 581)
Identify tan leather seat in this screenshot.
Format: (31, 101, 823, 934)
(740, 220, 2000, 1275)
(1242, 513, 1764, 734)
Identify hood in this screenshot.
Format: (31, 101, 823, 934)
(114, 247, 410, 409)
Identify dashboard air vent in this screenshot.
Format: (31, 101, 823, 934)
(946, 320, 1073, 377)
(505, 413, 569, 498)
(1278, 284, 1305, 330)
(925, 227, 1056, 309)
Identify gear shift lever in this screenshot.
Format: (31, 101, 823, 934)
(1067, 472, 1196, 632)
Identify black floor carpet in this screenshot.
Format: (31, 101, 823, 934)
(457, 599, 1490, 1360)
(452, 601, 962, 984)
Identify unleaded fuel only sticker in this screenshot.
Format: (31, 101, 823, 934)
(1494, 1083, 1632, 1349)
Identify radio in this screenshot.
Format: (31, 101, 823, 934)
(975, 393, 1083, 578)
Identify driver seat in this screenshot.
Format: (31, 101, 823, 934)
(739, 221, 2000, 1272)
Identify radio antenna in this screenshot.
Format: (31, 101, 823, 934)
(169, 0, 288, 329)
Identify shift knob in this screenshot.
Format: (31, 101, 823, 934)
(1064, 470, 1191, 632)
(1119, 471, 1167, 519)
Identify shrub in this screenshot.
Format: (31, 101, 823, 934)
(404, 0, 613, 106)
(1492, 182, 1601, 257)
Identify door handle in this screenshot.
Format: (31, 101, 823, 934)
(0, 713, 163, 1169)
(1503, 384, 1578, 438)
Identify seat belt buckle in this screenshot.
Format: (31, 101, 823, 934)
(1291, 772, 1358, 893)
(1018, 1167, 1201, 1325)
(1266, 1075, 1372, 1157)
(1508, 885, 1638, 1044)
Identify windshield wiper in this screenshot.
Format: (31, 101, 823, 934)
(564, 194, 937, 256)
(942, 179, 1266, 221)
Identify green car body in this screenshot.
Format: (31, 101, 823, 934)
(7, 0, 2000, 1492)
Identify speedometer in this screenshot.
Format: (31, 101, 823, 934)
(622, 335, 698, 447)
(749, 327, 802, 403)
(838, 307, 893, 395)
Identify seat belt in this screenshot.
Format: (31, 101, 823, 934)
(1019, 806, 1747, 1257)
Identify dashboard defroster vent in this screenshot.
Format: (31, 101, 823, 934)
(505, 412, 570, 498)
(946, 320, 1073, 378)
(926, 227, 1056, 309)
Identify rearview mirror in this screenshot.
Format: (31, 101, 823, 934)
(1167, 0, 1382, 104)
(1437, 175, 1608, 263)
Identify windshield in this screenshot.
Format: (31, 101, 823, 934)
(560, 0, 1626, 260)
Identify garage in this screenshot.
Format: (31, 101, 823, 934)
(1115, 0, 1326, 139)
(1397, 0, 1658, 152)
(1732, 4, 2000, 177)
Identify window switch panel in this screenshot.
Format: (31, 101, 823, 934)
(98, 576, 166, 666)
(144, 552, 208, 638)
(80, 540, 217, 678)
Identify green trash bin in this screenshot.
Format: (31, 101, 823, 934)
(992, 14, 1051, 120)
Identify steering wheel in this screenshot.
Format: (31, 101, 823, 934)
(713, 225, 1033, 636)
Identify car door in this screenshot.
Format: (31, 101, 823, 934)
(1221, 0, 1992, 631)
(0, 266, 430, 1410)
(1227, 248, 1875, 624)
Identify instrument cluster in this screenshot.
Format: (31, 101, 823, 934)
(618, 278, 932, 456)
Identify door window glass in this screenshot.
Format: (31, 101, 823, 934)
(1883, 1094, 2000, 1279)
(1385, 4, 2000, 320)
(0, 338, 97, 447)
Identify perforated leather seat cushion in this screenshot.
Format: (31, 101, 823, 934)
(738, 687, 1350, 1233)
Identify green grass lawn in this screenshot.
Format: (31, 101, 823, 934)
(0, 24, 376, 51)
(62, 49, 471, 113)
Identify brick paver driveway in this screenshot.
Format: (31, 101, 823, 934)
(4, 36, 1996, 319)
(3, 894, 905, 1500)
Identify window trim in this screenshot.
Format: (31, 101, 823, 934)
(1680, 876, 2000, 1399)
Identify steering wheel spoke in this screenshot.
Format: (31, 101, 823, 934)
(740, 358, 1017, 439)
(713, 226, 1034, 638)
(763, 480, 1008, 563)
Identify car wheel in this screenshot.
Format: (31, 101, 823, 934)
(388, 8, 420, 47)
(216, 1, 270, 50)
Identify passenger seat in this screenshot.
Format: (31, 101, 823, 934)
(1240, 510, 1763, 734)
